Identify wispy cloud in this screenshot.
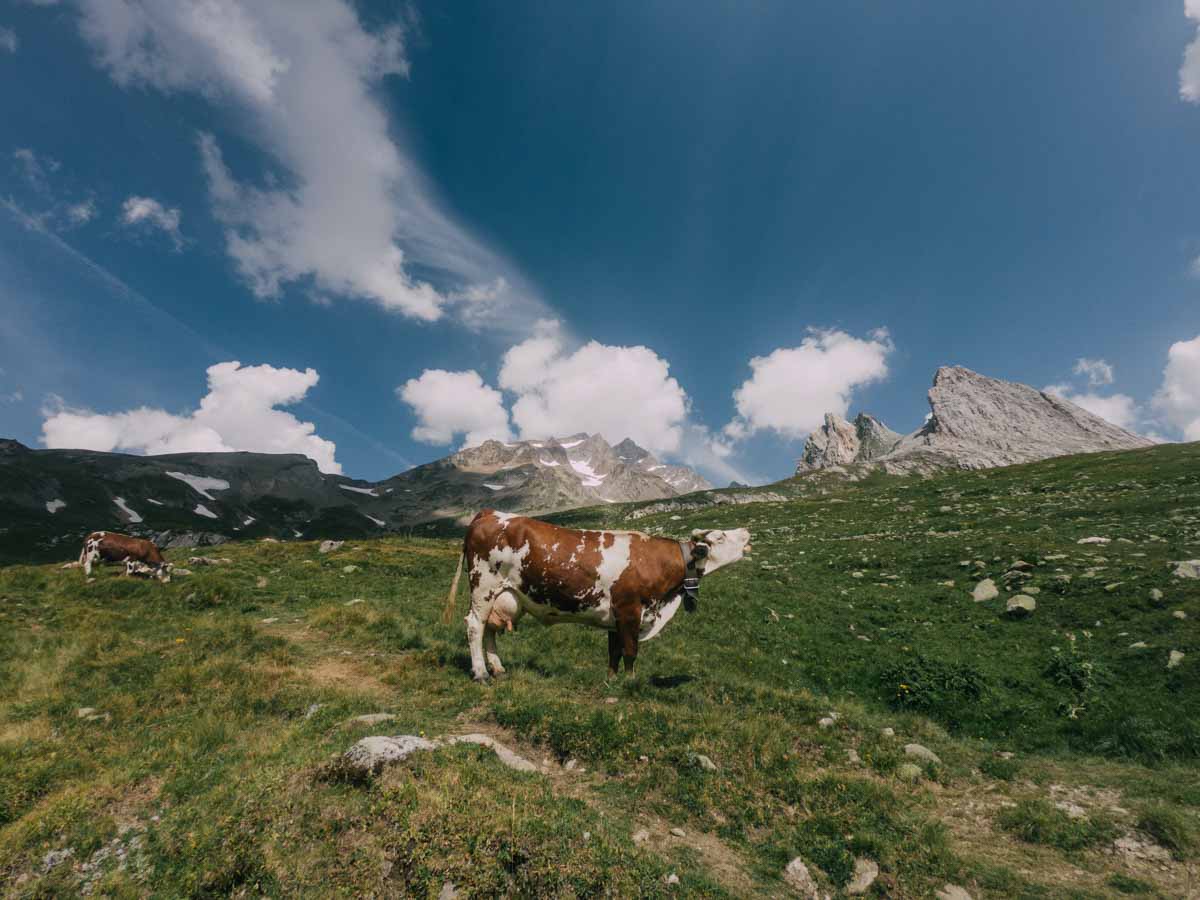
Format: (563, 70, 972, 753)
(70, 0, 553, 335)
(120, 195, 184, 250)
(0, 27, 17, 54)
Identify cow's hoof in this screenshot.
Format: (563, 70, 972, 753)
(472, 672, 491, 684)
(489, 666, 506, 677)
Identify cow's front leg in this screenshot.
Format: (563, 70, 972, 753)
(607, 630, 622, 678)
(465, 592, 496, 682)
(616, 609, 642, 677)
(483, 625, 505, 676)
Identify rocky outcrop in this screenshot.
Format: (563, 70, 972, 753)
(797, 366, 1154, 477)
(797, 413, 902, 471)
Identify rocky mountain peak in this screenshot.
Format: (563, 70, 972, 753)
(797, 366, 1154, 476)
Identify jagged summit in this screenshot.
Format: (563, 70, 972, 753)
(797, 366, 1154, 476)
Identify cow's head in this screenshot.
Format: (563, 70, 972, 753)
(691, 527, 752, 575)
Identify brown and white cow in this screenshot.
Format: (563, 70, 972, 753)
(461, 509, 751, 681)
(79, 531, 171, 582)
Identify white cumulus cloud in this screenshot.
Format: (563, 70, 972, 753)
(0, 27, 17, 53)
(1153, 334, 1200, 440)
(69, 0, 548, 331)
(724, 328, 893, 441)
(398, 369, 513, 449)
(1182, 0, 1200, 102)
(499, 323, 690, 456)
(120, 195, 183, 249)
(1043, 384, 1139, 431)
(41, 360, 340, 472)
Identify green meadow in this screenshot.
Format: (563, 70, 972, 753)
(2, 442, 1198, 897)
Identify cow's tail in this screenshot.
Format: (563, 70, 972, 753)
(442, 548, 466, 625)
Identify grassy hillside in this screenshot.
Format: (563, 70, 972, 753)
(1, 443, 1198, 897)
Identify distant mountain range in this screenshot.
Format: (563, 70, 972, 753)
(0, 433, 710, 562)
(796, 366, 1155, 476)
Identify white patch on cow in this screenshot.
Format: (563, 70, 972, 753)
(166, 471, 230, 500)
(640, 596, 682, 642)
(558, 438, 585, 449)
(193, 503, 218, 519)
(145, 498, 163, 506)
(339, 484, 378, 497)
(243, 516, 256, 526)
(113, 496, 143, 523)
(491, 511, 517, 526)
(596, 533, 632, 602)
(45, 499, 66, 514)
(364, 514, 385, 526)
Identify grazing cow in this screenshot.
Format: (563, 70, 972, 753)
(460, 509, 751, 681)
(79, 531, 171, 582)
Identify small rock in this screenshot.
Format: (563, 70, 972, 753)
(76, 707, 97, 718)
(782, 857, 819, 898)
(565, 758, 578, 771)
(1054, 801, 1087, 819)
(345, 598, 365, 606)
(605, 697, 618, 704)
(1173, 610, 1187, 620)
(846, 749, 862, 765)
(695, 754, 718, 771)
(971, 579, 999, 602)
(1077, 536, 1110, 545)
(1104, 582, 1123, 593)
(939, 580, 955, 587)
(670, 827, 685, 837)
(1168, 650, 1185, 669)
(42, 848, 74, 872)
(188, 556, 232, 566)
(342, 565, 358, 573)
(1113, 834, 1172, 862)
(1005, 595, 1036, 617)
(449, 734, 540, 773)
(904, 743, 941, 765)
(261, 617, 279, 624)
(632, 829, 650, 844)
(664, 872, 680, 886)
(1149, 588, 1164, 601)
(255, 576, 269, 588)
(1009, 560, 1034, 571)
(342, 735, 439, 774)
(818, 716, 836, 729)
(935, 886, 974, 900)
(319, 540, 344, 554)
(846, 857, 879, 895)
(1172, 560, 1200, 579)
(897, 763, 923, 782)
(880, 727, 895, 738)
(304, 703, 323, 720)
(1129, 641, 1148, 649)
(438, 882, 459, 900)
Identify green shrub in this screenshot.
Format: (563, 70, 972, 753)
(879, 653, 988, 714)
(997, 799, 1117, 852)
(1106, 873, 1156, 894)
(1136, 803, 1196, 857)
(979, 755, 1021, 781)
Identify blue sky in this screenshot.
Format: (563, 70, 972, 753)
(3, 1, 1200, 484)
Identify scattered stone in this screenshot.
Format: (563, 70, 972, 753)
(188, 556, 232, 566)
(971, 579, 999, 602)
(261, 617, 279, 624)
(319, 540, 344, 554)
(818, 716, 837, 729)
(939, 580, 955, 587)
(1054, 800, 1086, 819)
(342, 565, 359, 573)
(304, 703, 323, 720)
(1149, 588, 1164, 602)
(1173, 610, 1187, 620)
(880, 727, 895, 738)
(996, 751, 1015, 760)
(1005, 595, 1036, 617)
(1168, 650, 1185, 669)
(449, 734, 540, 773)
(846, 749, 862, 765)
(1129, 641, 1148, 649)
(1077, 537, 1110, 545)
(341, 735, 439, 775)
(632, 829, 650, 844)
(782, 857, 820, 898)
(438, 882, 459, 900)
(904, 743, 941, 765)
(897, 763, 923, 782)
(670, 827, 686, 837)
(1172, 560, 1200, 579)
(846, 857, 880, 895)
(345, 598, 365, 606)
(935, 885, 974, 900)
(76, 707, 98, 718)
(1009, 559, 1034, 571)
(565, 758, 578, 771)
(695, 754, 719, 771)
(255, 576, 269, 588)
(1104, 582, 1124, 593)
(664, 872, 680, 886)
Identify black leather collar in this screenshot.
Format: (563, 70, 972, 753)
(678, 540, 706, 612)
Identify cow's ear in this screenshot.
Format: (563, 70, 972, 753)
(691, 528, 707, 540)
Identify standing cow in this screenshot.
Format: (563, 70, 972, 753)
(459, 509, 751, 681)
(79, 531, 172, 582)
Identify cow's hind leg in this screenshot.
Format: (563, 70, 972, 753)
(465, 590, 496, 682)
(483, 625, 504, 676)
